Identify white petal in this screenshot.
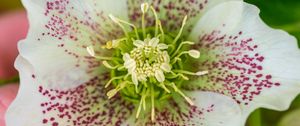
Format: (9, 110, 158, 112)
(155, 70, 165, 82)
(6, 56, 133, 126)
(20, 0, 128, 89)
(189, 1, 300, 124)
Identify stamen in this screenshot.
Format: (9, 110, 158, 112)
(170, 83, 194, 106)
(112, 17, 140, 40)
(102, 61, 120, 69)
(107, 89, 118, 99)
(86, 46, 122, 61)
(136, 91, 148, 118)
(109, 14, 129, 37)
(150, 6, 159, 36)
(105, 76, 125, 88)
(167, 72, 190, 80)
(160, 82, 171, 93)
(142, 90, 148, 110)
(87, 46, 95, 57)
(188, 50, 200, 58)
(171, 41, 195, 58)
(196, 71, 209, 76)
(151, 85, 155, 122)
(157, 43, 168, 50)
(179, 74, 189, 80)
(94, 56, 122, 62)
(132, 72, 139, 86)
(158, 21, 165, 41)
(107, 81, 129, 99)
(136, 98, 143, 118)
(141, 3, 149, 14)
(172, 15, 188, 45)
(102, 38, 127, 49)
(141, 3, 149, 38)
(173, 70, 208, 76)
(171, 50, 200, 64)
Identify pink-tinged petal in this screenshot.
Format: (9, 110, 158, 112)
(188, 1, 300, 123)
(6, 56, 134, 126)
(0, 84, 19, 126)
(128, 0, 241, 33)
(0, 84, 19, 108)
(19, 0, 128, 89)
(123, 91, 242, 126)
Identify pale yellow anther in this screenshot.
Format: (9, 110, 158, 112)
(108, 14, 119, 23)
(87, 46, 95, 57)
(157, 43, 168, 50)
(107, 89, 118, 99)
(141, 3, 149, 13)
(101, 41, 113, 49)
(188, 50, 200, 58)
(196, 71, 209, 76)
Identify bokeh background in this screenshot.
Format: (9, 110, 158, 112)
(0, 0, 299, 126)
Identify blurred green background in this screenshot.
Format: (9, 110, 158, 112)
(0, 0, 299, 126)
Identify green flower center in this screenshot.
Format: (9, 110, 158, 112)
(86, 3, 208, 121)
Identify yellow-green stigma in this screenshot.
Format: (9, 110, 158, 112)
(86, 3, 208, 122)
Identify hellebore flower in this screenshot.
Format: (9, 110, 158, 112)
(6, 0, 300, 126)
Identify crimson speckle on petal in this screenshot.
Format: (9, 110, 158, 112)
(187, 28, 281, 105)
(128, 0, 209, 32)
(38, 76, 134, 126)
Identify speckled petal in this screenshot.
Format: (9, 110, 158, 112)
(127, 0, 241, 34)
(123, 91, 242, 126)
(19, 0, 128, 89)
(6, 56, 134, 126)
(188, 1, 300, 124)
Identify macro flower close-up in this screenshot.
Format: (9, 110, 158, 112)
(1, 0, 300, 126)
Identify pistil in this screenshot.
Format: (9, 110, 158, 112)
(86, 2, 208, 122)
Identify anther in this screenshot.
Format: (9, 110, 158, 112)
(87, 46, 95, 57)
